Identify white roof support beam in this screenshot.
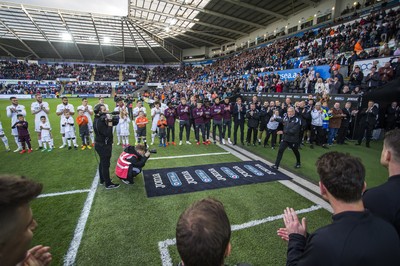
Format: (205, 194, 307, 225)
(0, 19, 40, 59)
(0, 44, 16, 57)
(298, 0, 319, 7)
(156, 0, 266, 28)
(222, 0, 286, 19)
(129, 6, 247, 36)
(90, 14, 105, 62)
(125, 20, 145, 64)
(121, 19, 126, 63)
(21, 5, 63, 60)
(128, 20, 164, 63)
(58, 11, 85, 60)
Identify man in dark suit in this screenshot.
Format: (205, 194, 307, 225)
(232, 97, 246, 145)
(363, 129, 400, 237)
(356, 100, 378, 148)
(337, 102, 352, 144)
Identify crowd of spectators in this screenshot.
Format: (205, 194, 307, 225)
(1, 82, 61, 95)
(122, 66, 148, 82)
(94, 66, 120, 81)
(115, 83, 140, 94)
(63, 82, 112, 94)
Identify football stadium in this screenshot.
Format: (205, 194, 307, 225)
(0, 0, 399, 265)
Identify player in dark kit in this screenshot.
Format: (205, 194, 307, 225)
(203, 100, 212, 144)
(222, 97, 233, 144)
(211, 97, 224, 144)
(192, 101, 207, 145)
(177, 98, 191, 145)
(12, 114, 32, 154)
(164, 102, 177, 146)
(271, 107, 301, 170)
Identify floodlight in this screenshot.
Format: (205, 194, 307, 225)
(62, 32, 72, 41)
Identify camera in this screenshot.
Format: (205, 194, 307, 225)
(100, 111, 120, 125)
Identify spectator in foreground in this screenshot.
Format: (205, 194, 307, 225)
(176, 198, 250, 266)
(277, 152, 400, 266)
(363, 129, 400, 237)
(0, 175, 52, 266)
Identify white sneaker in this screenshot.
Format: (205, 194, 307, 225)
(117, 142, 120, 145)
(222, 139, 226, 145)
(5, 146, 10, 152)
(186, 141, 192, 145)
(13, 147, 21, 153)
(179, 141, 183, 145)
(59, 145, 66, 149)
(150, 142, 154, 145)
(228, 139, 233, 145)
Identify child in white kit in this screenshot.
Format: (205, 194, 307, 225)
(61, 110, 78, 150)
(119, 110, 131, 147)
(39, 116, 53, 152)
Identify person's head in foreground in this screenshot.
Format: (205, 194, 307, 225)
(176, 198, 231, 266)
(380, 128, 400, 169)
(0, 175, 51, 266)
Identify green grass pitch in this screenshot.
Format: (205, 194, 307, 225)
(0, 97, 388, 265)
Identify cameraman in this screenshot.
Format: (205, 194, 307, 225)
(94, 104, 120, 189)
(115, 144, 150, 185)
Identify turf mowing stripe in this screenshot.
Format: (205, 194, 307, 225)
(38, 189, 90, 198)
(64, 171, 99, 266)
(158, 205, 322, 266)
(148, 152, 231, 160)
(217, 144, 333, 213)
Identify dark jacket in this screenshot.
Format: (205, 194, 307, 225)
(232, 103, 247, 123)
(246, 109, 260, 128)
(276, 115, 301, 143)
(94, 115, 118, 145)
(359, 106, 378, 126)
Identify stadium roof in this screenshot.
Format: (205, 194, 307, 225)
(0, 0, 319, 64)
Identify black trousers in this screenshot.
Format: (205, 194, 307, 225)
(275, 141, 301, 167)
(233, 120, 245, 144)
(204, 121, 211, 140)
(246, 127, 258, 144)
(264, 129, 277, 147)
(195, 123, 206, 142)
(357, 122, 374, 145)
(128, 107, 133, 120)
(222, 119, 232, 139)
(337, 123, 349, 144)
(179, 120, 190, 141)
(95, 143, 113, 186)
(212, 121, 223, 142)
(167, 125, 175, 142)
(310, 125, 326, 145)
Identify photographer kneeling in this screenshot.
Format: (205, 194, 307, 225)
(115, 144, 150, 185)
(94, 104, 120, 189)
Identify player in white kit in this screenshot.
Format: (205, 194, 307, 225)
(31, 94, 51, 150)
(39, 116, 53, 152)
(56, 97, 75, 148)
(6, 97, 26, 152)
(132, 101, 146, 144)
(77, 98, 94, 146)
(61, 110, 78, 149)
(0, 120, 10, 152)
(119, 110, 131, 147)
(150, 102, 162, 145)
(114, 98, 127, 145)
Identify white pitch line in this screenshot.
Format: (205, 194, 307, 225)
(38, 189, 90, 198)
(63, 170, 99, 266)
(149, 152, 230, 160)
(158, 205, 322, 266)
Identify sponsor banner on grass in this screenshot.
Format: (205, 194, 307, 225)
(143, 160, 291, 197)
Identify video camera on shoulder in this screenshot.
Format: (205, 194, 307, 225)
(100, 111, 120, 125)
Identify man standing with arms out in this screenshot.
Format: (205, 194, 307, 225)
(363, 129, 400, 237)
(6, 97, 26, 152)
(77, 98, 94, 146)
(177, 97, 191, 145)
(232, 97, 246, 145)
(277, 152, 400, 265)
(56, 96, 75, 149)
(31, 94, 50, 150)
(222, 97, 233, 144)
(271, 107, 301, 170)
(356, 100, 378, 148)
